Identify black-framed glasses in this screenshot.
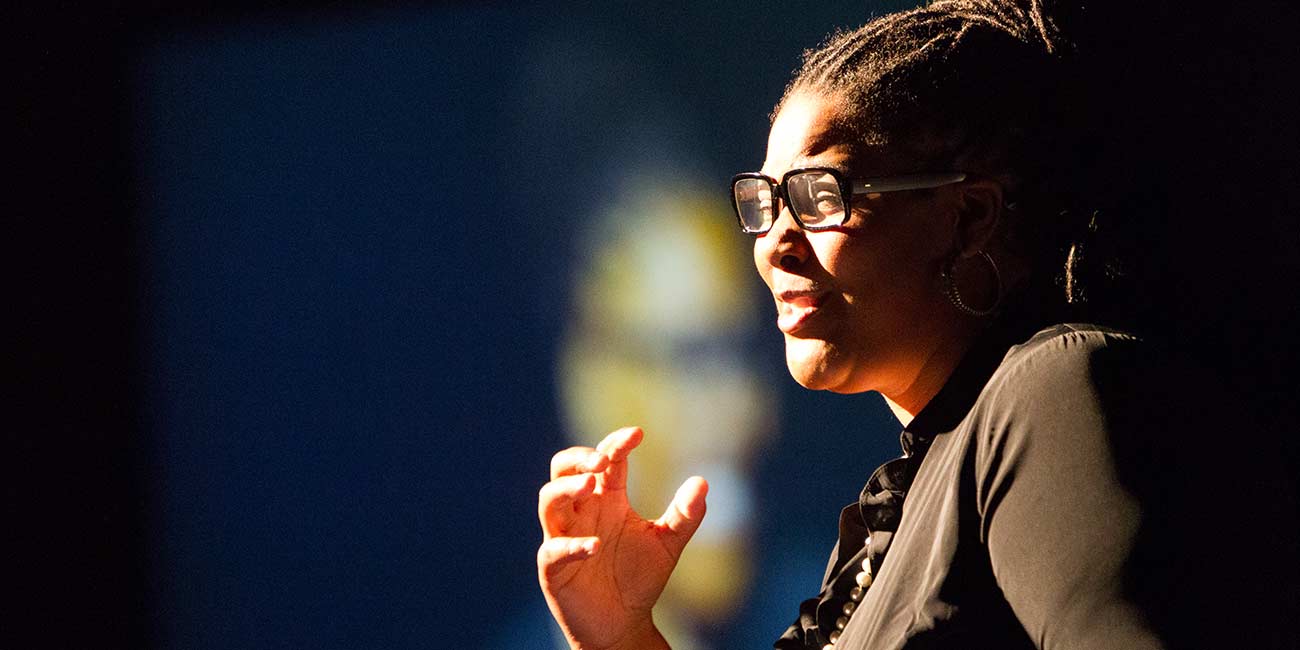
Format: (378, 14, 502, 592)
(729, 167, 967, 235)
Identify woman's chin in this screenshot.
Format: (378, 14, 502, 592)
(784, 337, 850, 391)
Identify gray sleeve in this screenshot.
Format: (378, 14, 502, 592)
(971, 331, 1165, 650)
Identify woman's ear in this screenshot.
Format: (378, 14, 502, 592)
(951, 180, 1004, 258)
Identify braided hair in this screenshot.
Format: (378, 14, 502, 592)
(776, 1, 1116, 316)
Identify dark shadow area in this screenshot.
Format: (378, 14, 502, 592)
(1093, 342, 1298, 648)
(1072, 5, 1300, 643)
(13, 5, 150, 649)
(1057, 0, 1300, 449)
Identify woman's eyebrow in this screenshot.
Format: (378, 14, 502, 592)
(789, 157, 851, 174)
(799, 131, 844, 159)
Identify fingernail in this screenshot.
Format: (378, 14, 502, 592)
(581, 539, 597, 554)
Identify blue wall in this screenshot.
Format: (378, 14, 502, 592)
(131, 4, 914, 648)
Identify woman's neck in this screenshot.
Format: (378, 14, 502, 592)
(883, 325, 982, 426)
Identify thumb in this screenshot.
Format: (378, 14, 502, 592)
(656, 476, 708, 557)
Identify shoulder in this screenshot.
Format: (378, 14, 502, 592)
(970, 322, 1143, 438)
(965, 323, 1147, 519)
(1001, 322, 1139, 376)
(985, 323, 1140, 399)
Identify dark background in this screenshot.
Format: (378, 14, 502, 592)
(13, 3, 912, 648)
(11, 2, 1298, 649)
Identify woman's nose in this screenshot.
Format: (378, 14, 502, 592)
(756, 207, 810, 272)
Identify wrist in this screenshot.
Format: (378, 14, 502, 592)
(578, 617, 668, 650)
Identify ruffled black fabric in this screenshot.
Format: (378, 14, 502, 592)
(774, 428, 935, 649)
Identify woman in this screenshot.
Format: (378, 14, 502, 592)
(536, 2, 1295, 648)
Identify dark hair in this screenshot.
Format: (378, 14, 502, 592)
(777, 1, 1115, 313)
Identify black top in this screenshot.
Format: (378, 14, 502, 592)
(776, 319, 1298, 649)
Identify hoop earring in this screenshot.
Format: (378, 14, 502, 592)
(942, 250, 1002, 317)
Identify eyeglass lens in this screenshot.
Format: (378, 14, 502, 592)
(733, 171, 846, 233)
(786, 171, 845, 227)
(733, 177, 775, 233)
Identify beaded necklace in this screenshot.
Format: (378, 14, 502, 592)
(816, 428, 934, 649)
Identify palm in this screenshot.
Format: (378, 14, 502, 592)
(537, 428, 707, 650)
(552, 490, 675, 644)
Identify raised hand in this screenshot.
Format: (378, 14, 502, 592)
(537, 427, 709, 650)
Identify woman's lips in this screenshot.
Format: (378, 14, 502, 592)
(776, 290, 826, 334)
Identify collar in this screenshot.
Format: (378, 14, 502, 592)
(900, 304, 1046, 453)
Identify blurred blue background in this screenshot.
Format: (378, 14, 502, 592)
(128, 3, 915, 648)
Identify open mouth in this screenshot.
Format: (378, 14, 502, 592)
(776, 290, 826, 335)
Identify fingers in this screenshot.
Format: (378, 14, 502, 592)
(595, 426, 643, 491)
(540, 427, 642, 543)
(655, 476, 709, 558)
(550, 446, 608, 480)
(595, 426, 643, 462)
(536, 536, 600, 581)
(549, 427, 642, 487)
(538, 473, 597, 537)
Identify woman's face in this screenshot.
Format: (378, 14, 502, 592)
(753, 93, 960, 398)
